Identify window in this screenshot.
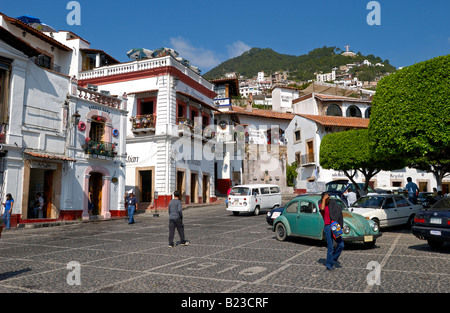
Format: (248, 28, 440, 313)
(230, 187, 250, 196)
(139, 101, 154, 115)
(82, 52, 97, 71)
(90, 118, 105, 142)
(346, 105, 362, 118)
(300, 201, 315, 213)
(327, 104, 342, 116)
(252, 188, 259, 195)
(295, 152, 301, 167)
(285, 201, 298, 213)
(394, 197, 408, 207)
(0, 57, 12, 125)
(383, 198, 395, 209)
(270, 186, 280, 194)
(294, 130, 301, 142)
(261, 187, 270, 195)
(36, 54, 52, 70)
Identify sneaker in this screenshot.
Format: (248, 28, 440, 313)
(168, 243, 174, 248)
(180, 241, 190, 246)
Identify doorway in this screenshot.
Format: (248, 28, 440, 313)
(190, 173, 198, 204)
(202, 175, 210, 203)
(177, 170, 186, 203)
(139, 170, 153, 203)
(89, 172, 103, 215)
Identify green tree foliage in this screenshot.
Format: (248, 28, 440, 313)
(204, 46, 396, 81)
(286, 162, 298, 187)
(320, 129, 405, 192)
(370, 55, 450, 189)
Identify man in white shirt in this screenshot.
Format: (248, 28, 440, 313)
(33, 193, 44, 218)
(344, 188, 357, 206)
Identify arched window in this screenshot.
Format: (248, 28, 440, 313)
(326, 104, 342, 116)
(365, 107, 371, 118)
(346, 105, 362, 118)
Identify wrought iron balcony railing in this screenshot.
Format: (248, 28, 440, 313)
(130, 114, 156, 130)
(83, 139, 117, 158)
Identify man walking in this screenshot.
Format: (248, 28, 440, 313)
(168, 190, 189, 247)
(405, 177, 419, 204)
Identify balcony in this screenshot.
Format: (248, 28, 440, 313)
(83, 139, 117, 160)
(130, 114, 156, 134)
(77, 87, 123, 109)
(300, 153, 315, 167)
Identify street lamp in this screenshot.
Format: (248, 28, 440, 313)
(72, 111, 81, 127)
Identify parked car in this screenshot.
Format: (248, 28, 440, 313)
(417, 192, 434, 207)
(272, 195, 381, 247)
(325, 180, 374, 205)
(227, 184, 282, 216)
(348, 194, 422, 228)
(412, 197, 450, 249)
(266, 206, 284, 226)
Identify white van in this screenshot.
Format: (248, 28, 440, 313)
(227, 184, 282, 216)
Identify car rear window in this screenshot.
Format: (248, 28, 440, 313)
(352, 196, 384, 208)
(430, 197, 450, 211)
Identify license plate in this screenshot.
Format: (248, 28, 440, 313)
(430, 218, 442, 224)
(430, 230, 441, 236)
(364, 235, 373, 242)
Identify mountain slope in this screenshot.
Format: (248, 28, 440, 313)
(204, 46, 396, 81)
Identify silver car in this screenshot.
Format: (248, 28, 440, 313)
(348, 194, 422, 228)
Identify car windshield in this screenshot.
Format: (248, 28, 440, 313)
(352, 196, 384, 208)
(430, 197, 450, 212)
(230, 187, 250, 196)
(326, 182, 348, 192)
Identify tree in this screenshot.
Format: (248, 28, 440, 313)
(370, 55, 450, 190)
(286, 162, 298, 187)
(320, 129, 405, 193)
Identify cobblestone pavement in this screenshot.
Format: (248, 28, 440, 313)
(0, 204, 449, 294)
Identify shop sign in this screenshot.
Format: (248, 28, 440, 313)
(31, 161, 57, 170)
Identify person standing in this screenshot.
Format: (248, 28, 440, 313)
(405, 177, 419, 204)
(168, 190, 188, 247)
(343, 188, 357, 206)
(126, 191, 137, 224)
(320, 192, 345, 271)
(33, 193, 44, 219)
(2, 194, 14, 230)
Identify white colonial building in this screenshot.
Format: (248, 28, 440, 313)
(78, 51, 218, 210)
(0, 13, 127, 226)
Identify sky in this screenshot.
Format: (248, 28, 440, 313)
(1, 0, 449, 74)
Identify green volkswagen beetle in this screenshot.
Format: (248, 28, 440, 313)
(273, 194, 381, 247)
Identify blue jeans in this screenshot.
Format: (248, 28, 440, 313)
(127, 205, 135, 224)
(3, 211, 11, 230)
(324, 224, 344, 269)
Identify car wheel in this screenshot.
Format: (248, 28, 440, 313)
(253, 206, 260, 216)
(372, 218, 380, 229)
(275, 223, 287, 241)
(407, 215, 415, 229)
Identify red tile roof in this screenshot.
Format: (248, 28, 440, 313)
(24, 150, 76, 162)
(297, 114, 369, 128)
(217, 105, 295, 120)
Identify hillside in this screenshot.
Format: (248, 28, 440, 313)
(204, 46, 396, 82)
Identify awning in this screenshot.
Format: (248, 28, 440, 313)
(24, 150, 76, 162)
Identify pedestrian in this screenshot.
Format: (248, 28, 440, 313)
(405, 177, 419, 204)
(343, 188, 357, 206)
(168, 190, 189, 247)
(2, 193, 14, 230)
(126, 191, 137, 224)
(33, 193, 44, 218)
(320, 192, 344, 271)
